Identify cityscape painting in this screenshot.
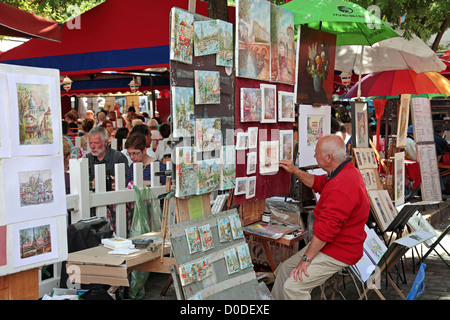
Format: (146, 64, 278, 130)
(170, 8, 194, 64)
(194, 70, 220, 105)
(18, 169, 54, 207)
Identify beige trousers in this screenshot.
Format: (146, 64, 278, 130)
(272, 244, 348, 300)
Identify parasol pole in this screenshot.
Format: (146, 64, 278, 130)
(357, 45, 365, 99)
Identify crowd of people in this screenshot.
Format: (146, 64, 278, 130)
(62, 105, 172, 193)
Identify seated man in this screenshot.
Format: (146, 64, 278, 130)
(84, 126, 129, 188)
(272, 135, 370, 300)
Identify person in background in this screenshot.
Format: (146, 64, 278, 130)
(80, 118, 95, 153)
(154, 123, 172, 160)
(115, 127, 129, 151)
(148, 118, 162, 152)
(102, 119, 116, 144)
(85, 110, 95, 121)
(64, 110, 79, 137)
(122, 124, 157, 165)
(124, 133, 158, 187)
(434, 124, 448, 162)
(405, 125, 417, 161)
(96, 110, 106, 127)
(336, 124, 351, 153)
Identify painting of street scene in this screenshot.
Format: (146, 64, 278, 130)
(195, 118, 222, 152)
(237, 243, 253, 269)
(280, 130, 294, 161)
(224, 247, 240, 274)
(278, 91, 295, 122)
(172, 86, 195, 138)
(217, 217, 232, 242)
(179, 262, 199, 286)
(197, 158, 221, 194)
(216, 20, 234, 67)
(261, 84, 277, 123)
(170, 8, 194, 64)
(221, 145, 236, 190)
(185, 226, 202, 254)
(237, 0, 271, 81)
(196, 256, 214, 281)
(19, 169, 54, 207)
(175, 147, 197, 197)
(307, 115, 324, 148)
(259, 140, 279, 175)
(19, 224, 52, 259)
(194, 20, 219, 57)
(16, 83, 53, 146)
(240, 88, 262, 122)
(270, 4, 296, 84)
(194, 70, 220, 105)
(198, 224, 215, 252)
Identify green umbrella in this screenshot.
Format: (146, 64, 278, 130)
(281, 0, 400, 46)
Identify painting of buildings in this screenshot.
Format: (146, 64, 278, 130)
(194, 20, 219, 57)
(240, 88, 262, 122)
(175, 147, 197, 197)
(216, 20, 234, 67)
(278, 91, 295, 122)
(224, 247, 240, 274)
(172, 86, 195, 138)
(19, 224, 52, 259)
(221, 145, 236, 190)
(18, 169, 54, 207)
(280, 130, 294, 161)
(195, 118, 222, 152)
(170, 8, 194, 64)
(197, 158, 221, 194)
(194, 70, 220, 105)
(306, 115, 324, 148)
(259, 140, 279, 175)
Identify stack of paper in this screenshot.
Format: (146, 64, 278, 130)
(101, 237, 135, 250)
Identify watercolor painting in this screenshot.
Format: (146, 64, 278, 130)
(229, 213, 244, 239)
(261, 84, 277, 123)
(194, 70, 220, 105)
(247, 152, 257, 175)
(224, 247, 240, 274)
(175, 147, 197, 197)
(270, 4, 296, 84)
(248, 127, 258, 149)
(185, 226, 202, 254)
(278, 91, 295, 122)
(179, 262, 199, 286)
(172, 86, 195, 138)
(235, 177, 247, 195)
(259, 140, 279, 175)
(196, 256, 214, 281)
(19, 169, 54, 207)
(306, 115, 324, 149)
(352, 101, 369, 148)
(194, 20, 219, 56)
(236, 131, 249, 150)
(195, 118, 222, 152)
(197, 158, 221, 194)
(221, 145, 236, 190)
(280, 130, 294, 161)
(236, 0, 271, 81)
(198, 224, 215, 252)
(19, 223, 52, 259)
(170, 8, 194, 64)
(246, 176, 256, 199)
(237, 243, 253, 269)
(216, 20, 234, 67)
(240, 88, 262, 122)
(217, 217, 233, 242)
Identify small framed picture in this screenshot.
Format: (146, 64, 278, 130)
(246, 176, 256, 199)
(260, 84, 277, 123)
(236, 132, 249, 150)
(234, 177, 247, 195)
(279, 130, 294, 161)
(278, 91, 295, 122)
(248, 127, 258, 149)
(246, 151, 257, 175)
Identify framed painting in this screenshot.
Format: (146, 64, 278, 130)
(270, 4, 296, 85)
(246, 151, 257, 175)
(194, 70, 220, 105)
(248, 127, 258, 149)
(240, 88, 262, 122)
(0, 74, 11, 158)
(220, 145, 236, 191)
(234, 177, 247, 195)
(351, 101, 369, 148)
(368, 190, 391, 232)
(1, 155, 66, 225)
(259, 140, 279, 175)
(170, 8, 194, 64)
(260, 84, 277, 123)
(171, 86, 195, 138)
(278, 91, 295, 122)
(194, 20, 219, 57)
(175, 146, 198, 198)
(12, 217, 59, 268)
(394, 152, 405, 207)
(396, 94, 411, 148)
(378, 189, 397, 223)
(195, 118, 222, 152)
(197, 158, 221, 195)
(236, 0, 271, 81)
(236, 131, 249, 150)
(216, 20, 234, 68)
(245, 176, 256, 199)
(7, 71, 61, 157)
(279, 130, 294, 161)
(298, 104, 331, 167)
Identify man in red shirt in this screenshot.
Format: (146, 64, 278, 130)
(272, 135, 370, 300)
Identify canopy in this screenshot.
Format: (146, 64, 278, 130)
(0, 2, 63, 42)
(0, 0, 235, 96)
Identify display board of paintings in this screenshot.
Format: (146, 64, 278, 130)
(416, 143, 442, 202)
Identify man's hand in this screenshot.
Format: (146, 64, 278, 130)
(279, 159, 297, 174)
(290, 260, 311, 282)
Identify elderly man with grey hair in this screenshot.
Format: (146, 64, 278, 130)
(273, 135, 370, 300)
(84, 126, 129, 187)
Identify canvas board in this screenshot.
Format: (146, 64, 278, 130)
(0, 74, 11, 158)
(240, 88, 262, 122)
(194, 70, 220, 105)
(220, 145, 236, 191)
(194, 20, 219, 57)
(351, 101, 369, 148)
(171, 86, 195, 138)
(396, 94, 411, 148)
(197, 158, 221, 195)
(170, 8, 194, 64)
(216, 20, 234, 67)
(259, 140, 279, 175)
(260, 84, 277, 123)
(175, 146, 198, 198)
(278, 91, 295, 122)
(298, 104, 331, 167)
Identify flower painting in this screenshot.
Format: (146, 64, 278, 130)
(194, 70, 220, 105)
(172, 86, 194, 138)
(170, 8, 194, 64)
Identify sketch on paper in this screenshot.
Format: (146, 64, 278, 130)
(236, 0, 271, 81)
(18, 169, 54, 207)
(235, 177, 247, 195)
(259, 140, 279, 175)
(17, 83, 53, 146)
(221, 145, 236, 190)
(237, 243, 253, 269)
(197, 158, 221, 194)
(185, 226, 202, 254)
(216, 20, 234, 67)
(175, 147, 197, 197)
(306, 115, 324, 149)
(194, 20, 219, 56)
(278, 91, 295, 122)
(270, 4, 296, 84)
(170, 8, 194, 64)
(280, 130, 294, 161)
(224, 247, 240, 274)
(194, 70, 220, 105)
(195, 118, 222, 152)
(19, 224, 52, 259)
(217, 217, 232, 242)
(246, 176, 256, 199)
(240, 88, 262, 122)
(229, 213, 244, 239)
(261, 84, 277, 123)
(172, 86, 195, 138)
(198, 224, 214, 252)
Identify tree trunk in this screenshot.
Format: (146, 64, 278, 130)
(207, 0, 229, 22)
(432, 16, 450, 52)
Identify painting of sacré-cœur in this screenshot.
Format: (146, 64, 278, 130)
(19, 169, 54, 207)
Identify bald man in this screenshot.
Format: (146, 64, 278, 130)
(273, 135, 370, 300)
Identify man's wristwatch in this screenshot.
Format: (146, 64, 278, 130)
(302, 255, 312, 262)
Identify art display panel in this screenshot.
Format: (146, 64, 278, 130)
(170, 8, 194, 64)
(240, 88, 262, 122)
(260, 84, 277, 123)
(278, 91, 295, 122)
(171, 86, 195, 138)
(351, 101, 369, 148)
(1, 155, 66, 225)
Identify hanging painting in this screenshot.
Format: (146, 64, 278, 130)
(197, 158, 221, 194)
(224, 247, 240, 274)
(185, 226, 202, 254)
(298, 104, 331, 167)
(216, 20, 234, 67)
(236, 131, 249, 150)
(240, 88, 262, 122)
(195, 118, 222, 152)
(270, 4, 296, 85)
(279, 130, 294, 161)
(170, 8, 194, 64)
(246, 151, 257, 175)
(229, 213, 244, 239)
(234, 177, 247, 195)
(236, 0, 271, 81)
(247, 127, 258, 149)
(295, 25, 336, 104)
(260, 84, 277, 123)
(217, 217, 232, 242)
(198, 224, 215, 252)
(259, 140, 279, 175)
(194, 70, 220, 105)
(7, 72, 61, 157)
(220, 145, 236, 190)
(278, 91, 295, 122)
(171, 86, 195, 138)
(351, 101, 369, 148)
(394, 152, 405, 207)
(245, 176, 256, 199)
(175, 147, 197, 197)
(194, 20, 219, 57)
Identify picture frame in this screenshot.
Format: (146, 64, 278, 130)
(245, 176, 256, 199)
(278, 91, 295, 122)
(351, 101, 369, 148)
(170, 8, 194, 64)
(368, 190, 391, 232)
(247, 127, 258, 149)
(279, 130, 294, 161)
(260, 84, 277, 123)
(236, 132, 249, 150)
(298, 104, 331, 167)
(246, 151, 257, 175)
(396, 94, 411, 148)
(259, 140, 279, 175)
(394, 152, 405, 207)
(234, 177, 247, 195)
(240, 88, 262, 122)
